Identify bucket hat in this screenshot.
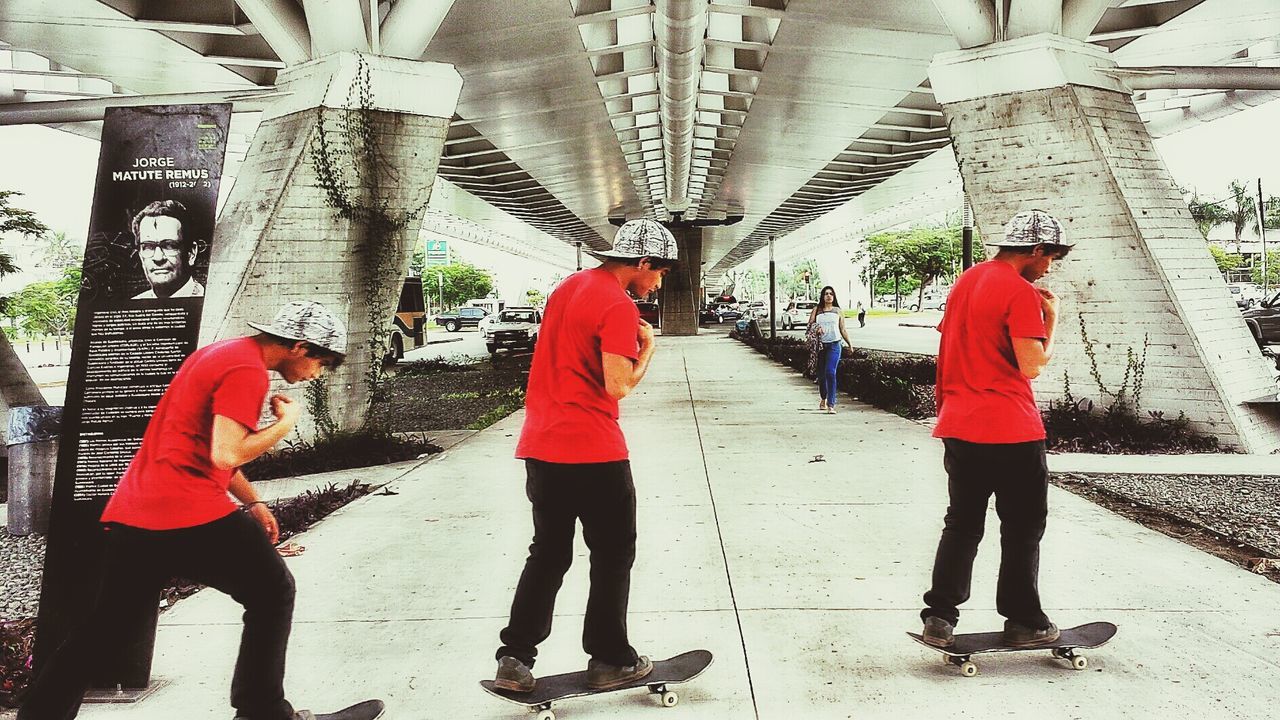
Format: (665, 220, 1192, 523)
(990, 209, 1073, 248)
(248, 300, 348, 355)
(589, 218, 679, 262)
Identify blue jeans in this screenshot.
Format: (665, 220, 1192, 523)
(818, 341, 841, 406)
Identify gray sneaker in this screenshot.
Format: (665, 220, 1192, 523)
(922, 616, 955, 648)
(586, 655, 653, 690)
(494, 655, 536, 692)
(1003, 620, 1060, 648)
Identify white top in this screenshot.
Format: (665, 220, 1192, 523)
(814, 309, 841, 343)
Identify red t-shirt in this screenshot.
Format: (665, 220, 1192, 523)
(516, 268, 640, 463)
(101, 337, 269, 529)
(933, 260, 1047, 444)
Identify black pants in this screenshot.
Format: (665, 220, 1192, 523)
(18, 511, 296, 720)
(497, 459, 638, 668)
(921, 439, 1050, 629)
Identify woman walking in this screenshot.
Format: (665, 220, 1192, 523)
(809, 286, 853, 414)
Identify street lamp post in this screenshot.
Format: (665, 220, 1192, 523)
(768, 236, 777, 340)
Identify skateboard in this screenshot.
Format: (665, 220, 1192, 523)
(908, 621, 1117, 677)
(480, 650, 713, 720)
(316, 699, 385, 720)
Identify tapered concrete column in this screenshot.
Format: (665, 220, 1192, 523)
(659, 226, 703, 336)
(931, 34, 1280, 452)
(201, 52, 461, 434)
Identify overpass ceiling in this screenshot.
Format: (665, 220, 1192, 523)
(1, 0, 1278, 271)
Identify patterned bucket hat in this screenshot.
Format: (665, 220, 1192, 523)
(589, 218, 679, 262)
(991, 209, 1073, 248)
(248, 301, 348, 355)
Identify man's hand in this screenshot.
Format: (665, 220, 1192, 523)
(270, 394, 301, 426)
(248, 503, 279, 544)
(637, 319, 655, 353)
(1036, 286, 1059, 319)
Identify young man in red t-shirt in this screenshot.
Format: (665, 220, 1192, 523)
(919, 210, 1074, 649)
(18, 301, 375, 720)
(493, 219, 677, 693)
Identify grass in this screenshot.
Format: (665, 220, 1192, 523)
(467, 389, 527, 430)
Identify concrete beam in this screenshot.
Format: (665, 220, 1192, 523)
(1007, 0, 1062, 39)
(1114, 65, 1280, 90)
(302, 0, 371, 56)
(234, 0, 312, 64)
(1062, 0, 1113, 40)
(929, 0, 998, 49)
(0, 87, 282, 125)
(378, 0, 457, 60)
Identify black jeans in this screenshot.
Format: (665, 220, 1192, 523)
(921, 439, 1051, 629)
(497, 459, 639, 668)
(18, 511, 296, 720)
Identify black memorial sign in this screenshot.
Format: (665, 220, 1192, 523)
(34, 104, 231, 688)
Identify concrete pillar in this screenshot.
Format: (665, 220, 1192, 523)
(6, 405, 60, 535)
(931, 34, 1280, 452)
(201, 52, 462, 434)
(0, 330, 46, 455)
(659, 226, 703, 336)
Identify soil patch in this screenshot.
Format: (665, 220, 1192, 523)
(368, 353, 531, 431)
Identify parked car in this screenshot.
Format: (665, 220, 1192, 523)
(699, 303, 743, 324)
(484, 306, 541, 354)
(744, 300, 767, 319)
(636, 300, 660, 327)
(910, 292, 949, 312)
(434, 306, 488, 332)
(1242, 290, 1280, 346)
(1229, 282, 1263, 310)
(780, 299, 817, 329)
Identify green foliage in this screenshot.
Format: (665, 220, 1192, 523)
(0, 190, 49, 238)
(525, 287, 545, 307)
(778, 258, 822, 300)
(1250, 251, 1280, 287)
(737, 268, 769, 300)
(243, 428, 440, 480)
(39, 230, 82, 271)
(1186, 180, 1280, 242)
(304, 378, 339, 441)
(1208, 244, 1243, 273)
(309, 55, 431, 404)
(9, 267, 80, 336)
(434, 259, 494, 309)
(857, 224, 965, 302)
(1185, 186, 1231, 240)
(466, 389, 526, 430)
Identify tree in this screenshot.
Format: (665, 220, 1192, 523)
(10, 266, 80, 340)
(525, 288, 545, 307)
(779, 258, 821, 300)
(433, 259, 494, 309)
(1208, 244, 1243, 275)
(40, 230, 82, 271)
(899, 226, 962, 310)
(1, 190, 51, 282)
(1251, 251, 1280, 288)
(737, 268, 768, 300)
(1184, 186, 1230, 240)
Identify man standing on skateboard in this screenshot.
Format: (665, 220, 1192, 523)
(494, 219, 677, 693)
(919, 209, 1073, 649)
(18, 301, 376, 720)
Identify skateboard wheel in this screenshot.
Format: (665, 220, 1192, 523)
(536, 709, 555, 720)
(1072, 655, 1088, 671)
(661, 691, 679, 707)
(959, 661, 978, 677)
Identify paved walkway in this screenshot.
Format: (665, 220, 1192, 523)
(73, 333, 1280, 719)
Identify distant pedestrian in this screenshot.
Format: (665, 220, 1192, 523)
(807, 285, 852, 414)
(918, 209, 1073, 649)
(493, 218, 678, 694)
(856, 301, 866, 328)
(17, 301, 372, 720)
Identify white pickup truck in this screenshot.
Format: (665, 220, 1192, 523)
(483, 306, 541, 355)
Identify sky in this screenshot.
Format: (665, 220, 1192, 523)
(2, 96, 1280, 292)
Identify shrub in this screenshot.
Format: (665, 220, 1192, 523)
(243, 428, 439, 481)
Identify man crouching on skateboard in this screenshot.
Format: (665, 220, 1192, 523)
(18, 301, 379, 720)
(494, 219, 677, 693)
(919, 210, 1073, 649)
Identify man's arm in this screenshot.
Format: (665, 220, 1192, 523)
(227, 469, 278, 543)
(210, 394, 301, 470)
(1012, 287, 1059, 379)
(603, 319, 656, 400)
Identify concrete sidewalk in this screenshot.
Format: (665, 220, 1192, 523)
(76, 332, 1280, 719)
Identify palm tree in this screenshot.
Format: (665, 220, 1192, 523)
(40, 230, 81, 271)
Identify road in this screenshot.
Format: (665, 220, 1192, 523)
(753, 310, 942, 355)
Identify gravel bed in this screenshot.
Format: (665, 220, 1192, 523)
(1, 531, 44, 622)
(1053, 472, 1280, 557)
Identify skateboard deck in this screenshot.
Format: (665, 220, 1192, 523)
(908, 621, 1117, 676)
(315, 699, 384, 720)
(480, 650, 712, 720)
